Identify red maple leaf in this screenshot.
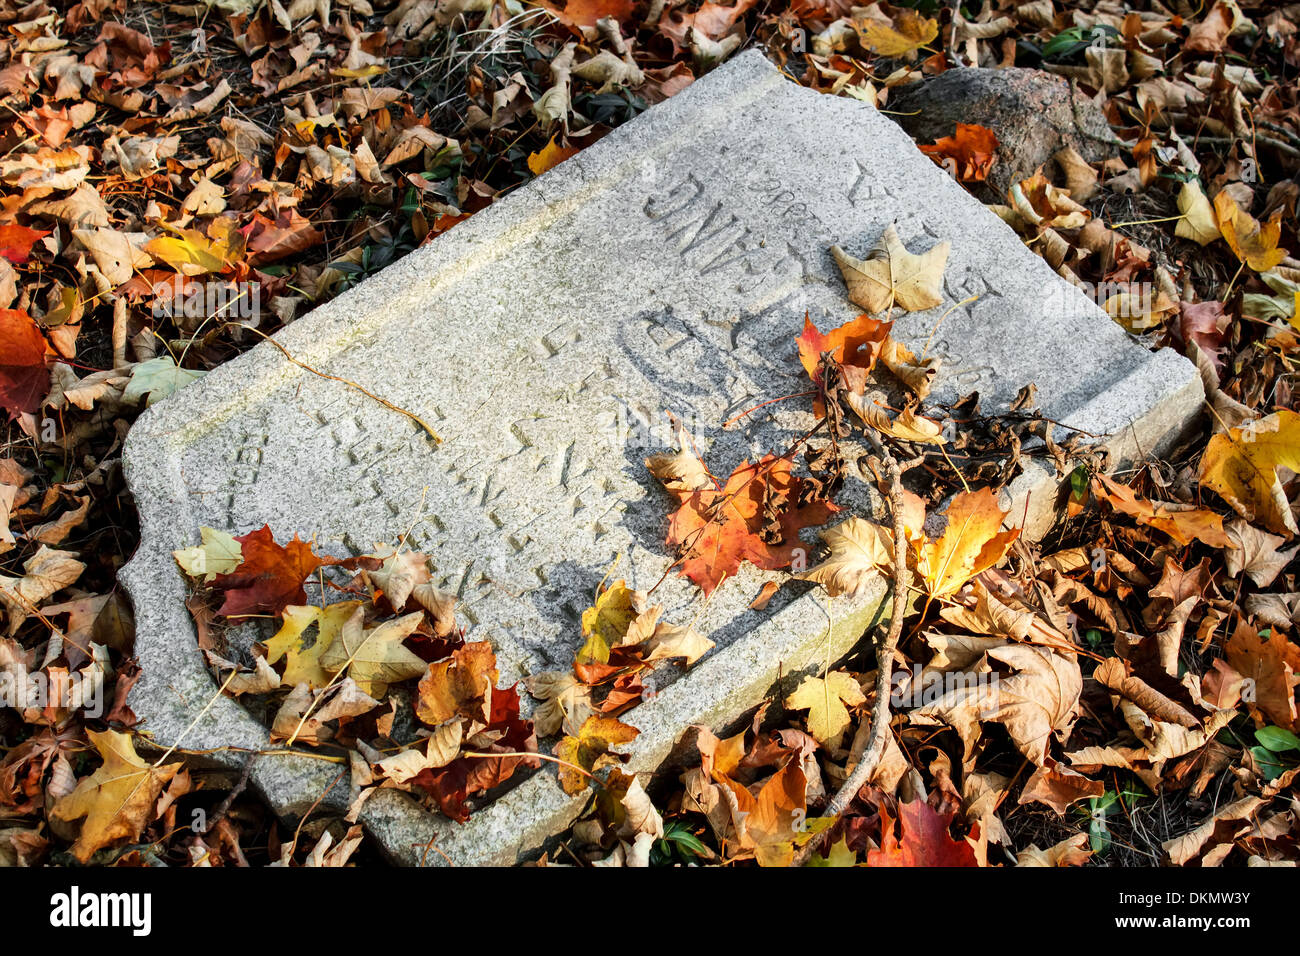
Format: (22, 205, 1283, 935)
(665, 454, 837, 595)
(0, 309, 51, 419)
(0, 224, 51, 264)
(211, 525, 326, 617)
(411, 683, 538, 821)
(867, 799, 981, 867)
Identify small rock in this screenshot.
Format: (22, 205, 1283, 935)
(887, 67, 1114, 197)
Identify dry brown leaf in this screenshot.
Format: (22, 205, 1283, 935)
(831, 225, 949, 314)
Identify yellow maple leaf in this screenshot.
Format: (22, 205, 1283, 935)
(1199, 409, 1300, 536)
(785, 670, 866, 747)
(317, 610, 427, 697)
(577, 578, 645, 665)
(856, 10, 939, 56)
(554, 715, 640, 795)
(264, 601, 363, 689)
(913, 487, 1019, 599)
(49, 730, 181, 862)
(527, 136, 579, 176)
(831, 225, 949, 314)
(1213, 191, 1288, 272)
(797, 516, 894, 598)
(143, 225, 232, 276)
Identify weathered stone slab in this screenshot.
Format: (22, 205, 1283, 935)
(121, 50, 1202, 865)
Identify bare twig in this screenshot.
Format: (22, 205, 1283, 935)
(793, 444, 915, 866)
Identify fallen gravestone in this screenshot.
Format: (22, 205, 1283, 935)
(121, 50, 1203, 865)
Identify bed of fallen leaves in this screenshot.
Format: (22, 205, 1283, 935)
(1, 0, 1298, 866)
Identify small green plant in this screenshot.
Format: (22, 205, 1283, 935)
(1077, 783, 1146, 854)
(1251, 726, 1300, 782)
(651, 820, 710, 866)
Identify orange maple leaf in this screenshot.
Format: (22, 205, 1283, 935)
(795, 312, 892, 381)
(662, 454, 837, 595)
(918, 124, 999, 183)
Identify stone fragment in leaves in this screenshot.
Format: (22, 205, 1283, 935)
(831, 225, 949, 314)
